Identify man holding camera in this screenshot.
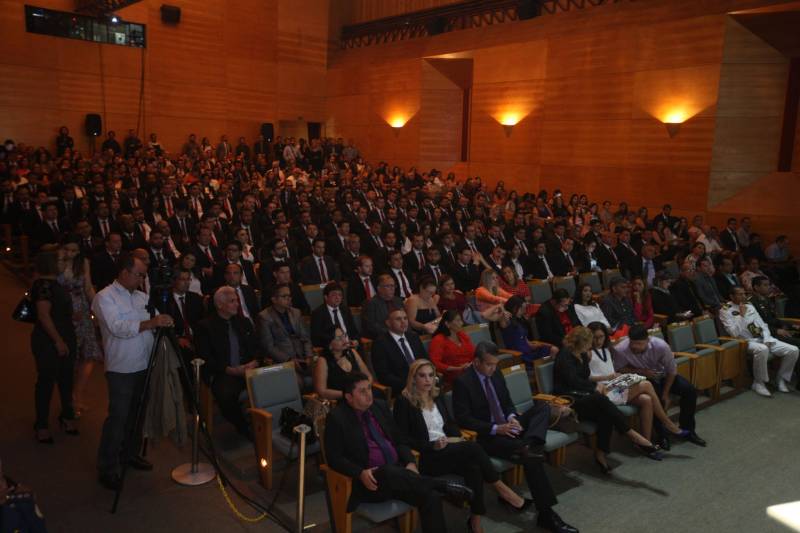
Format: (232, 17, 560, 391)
(92, 254, 174, 490)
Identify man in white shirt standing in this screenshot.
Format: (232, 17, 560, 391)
(92, 254, 174, 490)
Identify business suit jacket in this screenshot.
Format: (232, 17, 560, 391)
(720, 228, 740, 252)
(164, 291, 206, 336)
(650, 287, 683, 324)
(370, 330, 428, 395)
(669, 278, 704, 317)
(627, 256, 663, 281)
(338, 250, 361, 278)
(309, 303, 360, 347)
(452, 366, 517, 438)
(324, 400, 415, 511)
(614, 243, 638, 275)
(528, 255, 553, 280)
(213, 260, 259, 290)
(257, 306, 312, 363)
(346, 272, 377, 308)
(595, 243, 621, 271)
(33, 219, 68, 248)
(299, 254, 341, 285)
(713, 271, 740, 301)
(194, 313, 259, 383)
(547, 251, 577, 277)
(392, 395, 460, 453)
(450, 262, 481, 293)
(236, 285, 261, 319)
(403, 249, 427, 277)
(90, 250, 120, 290)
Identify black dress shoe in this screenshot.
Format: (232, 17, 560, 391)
(497, 495, 533, 512)
(594, 456, 613, 474)
(659, 436, 671, 451)
(509, 444, 545, 463)
(128, 456, 153, 471)
(687, 432, 706, 447)
(98, 473, 122, 491)
(537, 509, 579, 533)
(433, 480, 474, 503)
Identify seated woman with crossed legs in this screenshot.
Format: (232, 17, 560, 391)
(393, 359, 530, 533)
(585, 322, 689, 444)
(554, 326, 662, 474)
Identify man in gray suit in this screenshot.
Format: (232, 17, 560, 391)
(692, 257, 723, 313)
(258, 283, 313, 380)
(362, 274, 404, 340)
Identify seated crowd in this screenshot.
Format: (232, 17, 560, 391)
(4, 129, 800, 533)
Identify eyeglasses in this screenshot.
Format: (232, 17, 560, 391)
(275, 293, 291, 299)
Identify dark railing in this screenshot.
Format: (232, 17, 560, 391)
(341, 0, 625, 48)
(75, 0, 143, 16)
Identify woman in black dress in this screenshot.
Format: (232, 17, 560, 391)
(312, 327, 372, 401)
(393, 359, 530, 533)
(553, 326, 660, 474)
(30, 245, 78, 443)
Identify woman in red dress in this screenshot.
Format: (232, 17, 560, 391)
(428, 310, 475, 385)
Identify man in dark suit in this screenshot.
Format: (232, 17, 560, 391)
(74, 220, 100, 257)
(529, 241, 555, 280)
(33, 202, 68, 248)
(670, 262, 704, 318)
(119, 214, 147, 251)
(652, 204, 678, 230)
(547, 238, 578, 277)
(403, 234, 428, 278)
(324, 373, 471, 533)
(194, 286, 260, 439)
(337, 234, 363, 277)
(91, 233, 123, 290)
(190, 226, 223, 295)
(452, 342, 577, 533)
(614, 229, 638, 277)
(535, 289, 574, 347)
(385, 249, 416, 299)
(92, 202, 120, 240)
(418, 247, 446, 286)
(450, 246, 481, 293)
(309, 282, 360, 347)
(223, 263, 260, 324)
(370, 308, 428, 396)
(168, 202, 196, 251)
(627, 244, 661, 286)
(346, 255, 378, 308)
(719, 218, 741, 253)
(57, 188, 81, 223)
(713, 256, 741, 301)
(595, 231, 621, 272)
(213, 241, 259, 290)
(163, 269, 206, 361)
(327, 221, 351, 259)
(299, 238, 341, 285)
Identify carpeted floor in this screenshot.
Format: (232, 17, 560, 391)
(1, 264, 798, 532)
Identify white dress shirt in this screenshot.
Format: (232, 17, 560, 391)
(92, 280, 154, 373)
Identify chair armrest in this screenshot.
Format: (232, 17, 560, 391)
(248, 407, 273, 423)
(674, 351, 699, 359)
(653, 314, 668, 325)
(498, 349, 523, 357)
(303, 393, 319, 402)
(695, 343, 724, 351)
(320, 464, 353, 493)
(780, 318, 800, 326)
(460, 429, 477, 441)
(718, 336, 746, 344)
(373, 382, 393, 403)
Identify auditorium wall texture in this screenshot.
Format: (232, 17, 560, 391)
(325, 0, 800, 243)
(0, 0, 329, 154)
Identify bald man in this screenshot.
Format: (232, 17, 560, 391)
(194, 286, 261, 439)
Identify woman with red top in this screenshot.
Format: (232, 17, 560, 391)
(630, 276, 654, 328)
(428, 311, 475, 385)
(437, 274, 467, 315)
(498, 265, 540, 318)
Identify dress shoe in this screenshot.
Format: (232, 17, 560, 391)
(635, 444, 663, 461)
(497, 495, 533, 512)
(98, 473, 122, 491)
(128, 456, 153, 471)
(509, 444, 545, 463)
(777, 379, 792, 393)
(659, 436, 671, 451)
(751, 382, 772, 397)
(536, 509, 579, 533)
(433, 479, 474, 503)
(35, 429, 54, 444)
(58, 416, 79, 436)
(686, 432, 706, 447)
(669, 428, 691, 439)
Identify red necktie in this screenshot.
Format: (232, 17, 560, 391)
(363, 278, 371, 299)
(318, 257, 328, 283)
(204, 246, 214, 264)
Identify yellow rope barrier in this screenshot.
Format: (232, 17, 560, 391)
(216, 475, 268, 523)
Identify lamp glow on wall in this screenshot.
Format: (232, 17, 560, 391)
(388, 115, 409, 136)
(662, 109, 689, 138)
(498, 112, 523, 137)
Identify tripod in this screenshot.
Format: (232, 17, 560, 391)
(111, 326, 198, 513)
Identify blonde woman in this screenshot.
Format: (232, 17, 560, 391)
(393, 360, 530, 533)
(553, 326, 661, 474)
(475, 268, 512, 313)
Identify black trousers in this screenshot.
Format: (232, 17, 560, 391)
(478, 402, 557, 511)
(650, 374, 696, 436)
(211, 374, 249, 437)
(354, 464, 446, 533)
(421, 440, 499, 515)
(97, 370, 146, 475)
(572, 393, 630, 453)
(31, 335, 75, 430)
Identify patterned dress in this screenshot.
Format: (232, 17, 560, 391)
(58, 272, 103, 361)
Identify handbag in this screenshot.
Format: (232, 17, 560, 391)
(279, 406, 317, 445)
(12, 292, 36, 324)
(536, 394, 580, 432)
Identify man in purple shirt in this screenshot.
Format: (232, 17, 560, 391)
(614, 325, 707, 450)
(323, 372, 472, 532)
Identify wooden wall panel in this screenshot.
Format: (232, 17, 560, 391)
(345, 0, 460, 24)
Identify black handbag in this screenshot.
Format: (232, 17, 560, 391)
(12, 292, 36, 324)
(279, 407, 317, 445)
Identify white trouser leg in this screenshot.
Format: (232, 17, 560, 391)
(767, 339, 800, 382)
(747, 341, 770, 384)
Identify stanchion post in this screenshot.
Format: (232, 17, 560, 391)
(294, 424, 311, 533)
(171, 358, 215, 486)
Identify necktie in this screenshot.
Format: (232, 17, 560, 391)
(155, 250, 163, 262)
(178, 295, 189, 336)
(204, 246, 214, 264)
(432, 266, 440, 283)
(236, 291, 246, 318)
(318, 257, 328, 282)
(519, 240, 528, 255)
(541, 256, 553, 278)
(398, 271, 411, 297)
(469, 242, 478, 254)
(363, 278, 372, 299)
(417, 251, 425, 267)
(227, 320, 240, 367)
(332, 307, 342, 329)
(51, 221, 58, 233)
(566, 252, 574, 268)
(102, 220, 109, 236)
(483, 375, 506, 425)
(645, 259, 655, 286)
(398, 337, 414, 365)
(179, 218, 186, 237)
(363, 412, 396, 466)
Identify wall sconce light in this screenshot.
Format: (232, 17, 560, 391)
(662, 110, 687, 138)
(498, 113, 522, 137)
(388, 116, 408, 136)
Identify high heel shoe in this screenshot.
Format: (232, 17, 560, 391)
(58, 416, 79, 436)
(497, 495, 533, 512)
(35, 428, 54, 444)
(594, 456, 612, 475)
(669, 427, 690, 439)
(635, 443, 663, 461)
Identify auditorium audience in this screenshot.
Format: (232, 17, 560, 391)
(313, 327, 372, 401)
(428, 310, 475, 384)
(371, 308, 429, 396)
(405, 276, 441, 335)
(498, 296, 557, 366)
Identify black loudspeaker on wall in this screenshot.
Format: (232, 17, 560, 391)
(85, 114, 102, 137)
(260, 123, 274, 143)
(160, 4, 181, 24)
(517, 0, 542, 20)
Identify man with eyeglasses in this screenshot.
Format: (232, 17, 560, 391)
(258, 283, 313, 380)
(362, 274, 403, 340)
(92, 253, 174, 490)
